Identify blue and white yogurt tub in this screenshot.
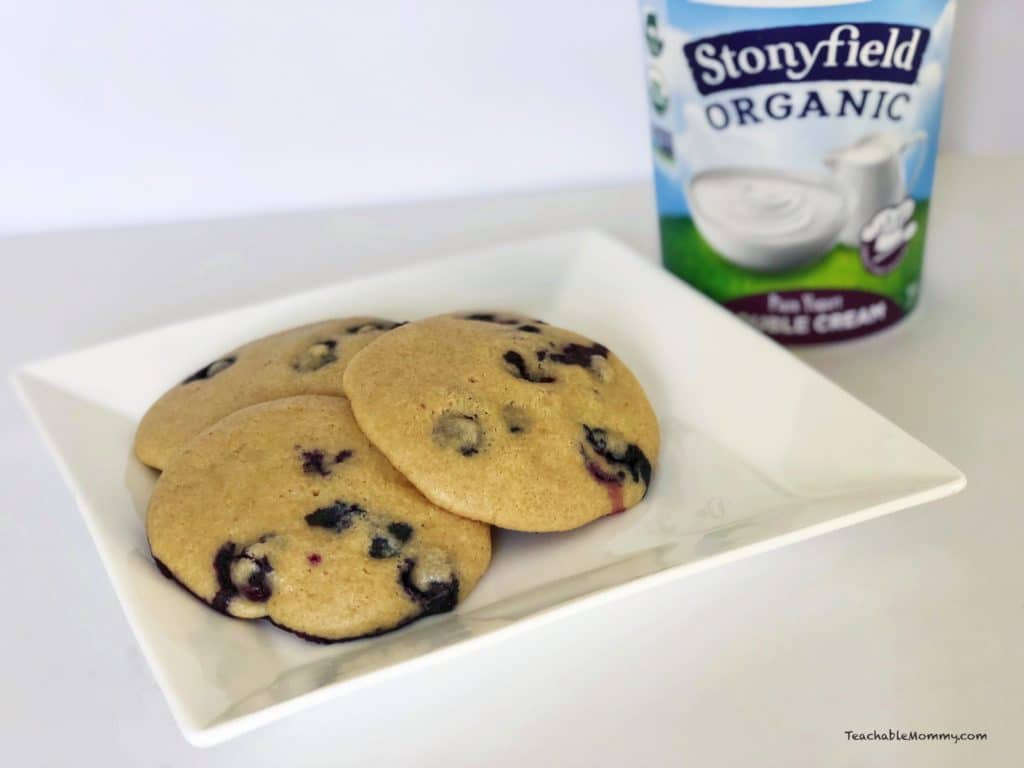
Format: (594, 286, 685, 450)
(641, 0, 957, 343)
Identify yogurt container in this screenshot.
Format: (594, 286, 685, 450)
(641, 0, 957, 343)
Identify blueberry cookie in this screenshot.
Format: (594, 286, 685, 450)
(342, 313, 659, 532)
(146, 395, 491, 642)
(134, 317, 403, 470)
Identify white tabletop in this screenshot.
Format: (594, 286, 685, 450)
(2, 154, 1021, 767)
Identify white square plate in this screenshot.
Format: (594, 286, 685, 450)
(13, 231, 964, 746)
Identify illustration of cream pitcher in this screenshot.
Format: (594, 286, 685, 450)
(825, 130, 928, 247)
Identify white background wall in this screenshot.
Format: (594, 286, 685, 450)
(0, 0, 1019, 236)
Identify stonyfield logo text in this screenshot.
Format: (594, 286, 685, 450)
(684, 23, 930, 96)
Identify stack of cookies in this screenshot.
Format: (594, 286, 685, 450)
(137, 312, 659, 643)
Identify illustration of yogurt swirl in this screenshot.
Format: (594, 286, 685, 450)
(694, 172, 845, 242)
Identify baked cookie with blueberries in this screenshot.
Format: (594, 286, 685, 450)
(342, 312, 659, 532)
(147, 395, 491, 642)
(134, 317, 403, 470)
